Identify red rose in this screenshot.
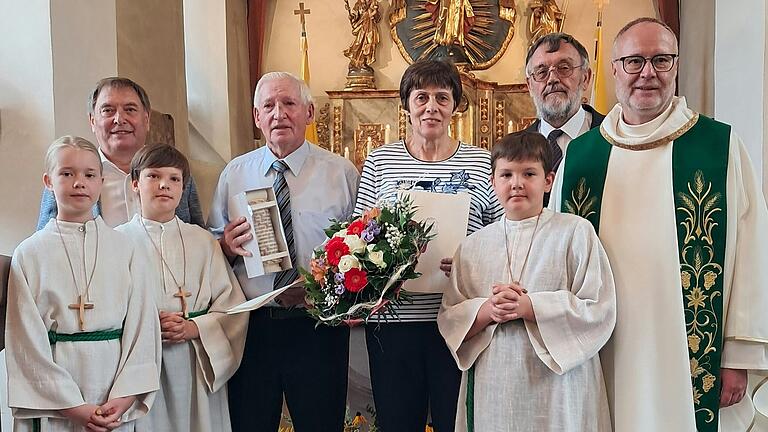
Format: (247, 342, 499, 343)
(325, 237, 350, 266)
(344, 268, 368, 293)
(347, 219, 366, 236)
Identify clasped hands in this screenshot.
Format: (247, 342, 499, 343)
(60, 396, 135, 431)
(159, 311, 199, 343)
(486, 282, 535, 324)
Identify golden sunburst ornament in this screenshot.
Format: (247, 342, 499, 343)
(390, 0, 517, 69)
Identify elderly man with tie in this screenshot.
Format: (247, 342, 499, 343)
(208, 71, 359, 432)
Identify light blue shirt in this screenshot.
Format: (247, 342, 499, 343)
(208, 141, 360, 300)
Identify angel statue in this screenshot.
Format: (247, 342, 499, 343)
(344, 0, 381, 69)
(343, 0, 381, 89)
(529, 0, 565, 45)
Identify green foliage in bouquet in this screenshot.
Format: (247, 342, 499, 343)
(300, 196, 434, 326)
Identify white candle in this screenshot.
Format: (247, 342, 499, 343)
(344, 147, 350, 160)
(507, 120, 514, 134)
(384, 124, 391, 144)
(330, 139, 334, 154)
(366, 136, 373, 156)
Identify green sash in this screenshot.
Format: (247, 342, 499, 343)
(47, 328, 122, 345)
(34, 328, 123, 430)
(560, 115, 730, 431)
(186, 307, 209, 319)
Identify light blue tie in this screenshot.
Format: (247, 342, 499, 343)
(272, 160, 300, 290)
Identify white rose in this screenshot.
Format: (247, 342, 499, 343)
(368, 249, 386, 269)
(334, 229, 348, 238)
(344, 235, 367, 254)
(338, 255, 361, 273)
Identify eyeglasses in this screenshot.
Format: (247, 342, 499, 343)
(613, 54, 678, 74)
(527, 63, 584, 83)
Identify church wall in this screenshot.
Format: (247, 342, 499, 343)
(183, 0, 254, 219)
(184, 0, 253, 163)
(116, 0, 190, 155)
(714, 0, 766, 188)
(0, 0, 119, 255)
(262, 0, 658, 114)
(184, 0, 232, 162)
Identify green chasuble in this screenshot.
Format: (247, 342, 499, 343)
(560, 114, 730, 431)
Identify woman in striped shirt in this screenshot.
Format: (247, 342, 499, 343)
(354, 59, 503, 432)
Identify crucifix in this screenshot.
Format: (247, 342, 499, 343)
(174, 286, 192, 318)
(69, 294, 94, 331)
(294, 2, 311, 35)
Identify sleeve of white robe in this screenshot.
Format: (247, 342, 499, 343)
(107, 243, 161, 420)
(438, 242, 498, 371)
(5, 250, 85, 417)
(525, 218, 616, 375)
(190, 235, 249, 393)
(720, 133, 768, 370)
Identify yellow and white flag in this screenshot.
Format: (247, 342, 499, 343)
(300, 33, 319, 144)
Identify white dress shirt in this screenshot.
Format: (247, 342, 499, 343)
(99, 148, 140, 227)
(538, 106, 592, 154)
(208, 141, 360, 300)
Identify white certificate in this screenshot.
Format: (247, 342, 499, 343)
(399, 190, 470, 294)
(225, 279, 304, 314)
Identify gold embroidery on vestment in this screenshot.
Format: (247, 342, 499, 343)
(677, 170, 723, 423)
(601, 113, 699, 151)
(563, 178, 597, 219)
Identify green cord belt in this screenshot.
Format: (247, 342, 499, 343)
(47, 328, 122, 345)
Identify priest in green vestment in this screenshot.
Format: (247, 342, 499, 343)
(549, 17, 768, 432)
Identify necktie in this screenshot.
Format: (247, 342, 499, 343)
(271, 160, 300, 290)
(547, 129, 565, 173)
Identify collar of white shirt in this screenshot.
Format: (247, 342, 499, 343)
(259, 140, 310, 178)
(539, 106, 588, 141)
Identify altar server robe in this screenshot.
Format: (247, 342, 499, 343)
(438, 210, 616, 432)
(6, 217, 161, 431)
(118, 215, 248, 432)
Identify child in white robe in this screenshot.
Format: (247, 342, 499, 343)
(116, 144, 248, 432)
(437, 131, 617, 432)
(6, 136, 161, 431)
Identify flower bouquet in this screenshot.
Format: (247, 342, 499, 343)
(301, 196, 434, 326)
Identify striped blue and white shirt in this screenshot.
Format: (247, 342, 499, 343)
(354, 141, 503, 322)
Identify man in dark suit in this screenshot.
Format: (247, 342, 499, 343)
(524, 33, 605, 176)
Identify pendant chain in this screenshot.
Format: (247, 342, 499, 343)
(503, 211, 542, 285)
(56, 219, 99, 300)
(141, 217, 187, 291)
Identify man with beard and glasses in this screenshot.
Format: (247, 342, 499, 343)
(524, 33, 604, 205)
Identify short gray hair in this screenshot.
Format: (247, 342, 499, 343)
(525, 32, 590, 73)
(253, 72, 313, 108)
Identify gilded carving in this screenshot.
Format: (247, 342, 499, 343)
(333, 106, 343, 154)
(528, 0, 565, 45)
(354, 123, 385, 166)
(398, 108, 408, 141)
(316, 103, 331, 150)
(390, 0, 517, 70)
(343, 0, 381, 90)
(494, 99, 505, 141)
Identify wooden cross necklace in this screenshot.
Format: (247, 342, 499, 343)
(503, 210, 542, 286)
(56, 219, 98, 331)
(142, 217, 191, 317)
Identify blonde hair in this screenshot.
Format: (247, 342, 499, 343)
(45, 136, 102, 174)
